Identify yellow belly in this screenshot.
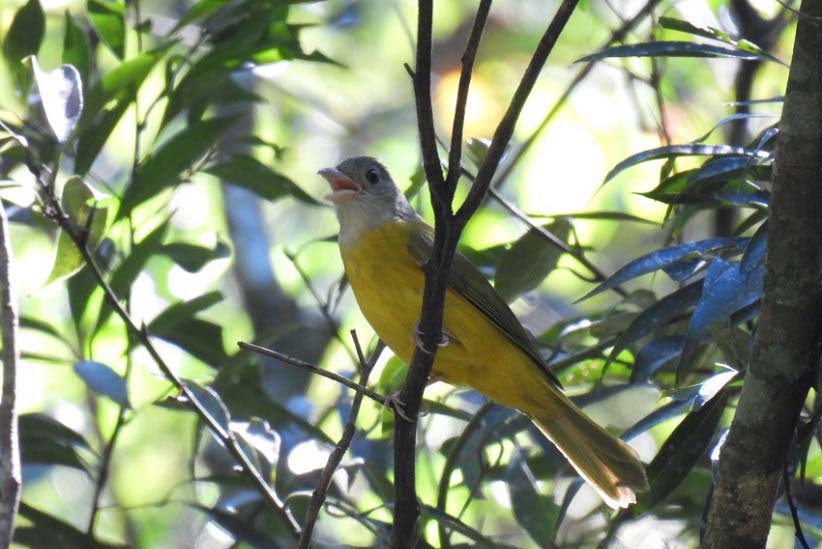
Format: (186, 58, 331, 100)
(341, 220, 562, 416)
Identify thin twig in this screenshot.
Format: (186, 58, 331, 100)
(38, 190, 301, 538)
(237, 341, 386, 406)
(784, 460, 811, 549)
(298, 333, 386, 548)
(0, 200, 20, 549)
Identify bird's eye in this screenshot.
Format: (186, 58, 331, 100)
(365, 169, 379, 184)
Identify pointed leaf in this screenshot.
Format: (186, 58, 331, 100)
(159, 241, 231, 272)
(632, 335, 685, 382)
(187, 381, 231, 434)
(578, 41, 781, 65)
(87, 0, 126, 59)
(148, 291, 223, 335)
(119, 116, 239, 216)
(604, 144, 770, 184)
(62, 11, 92, 85)
(204, 154, 321, 206)
(2, 0, 45, 66)
(579, 238, 740, 301)
(505, 452, 559, 546)
(73, 360, 130, 408)
(495, 219, 571, 302)
(152, 318, 229, 366)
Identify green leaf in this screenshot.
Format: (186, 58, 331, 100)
(2, 0, 45, 67)
(204, 154, 321, 206)
(505, 452, 559, 546)
(46, 177, 111, 284)
(73, 360, 130, 408)
(151, 317, 229, 366)
(94, 219, 169, 331)
(658, 17, 785, 66)
(87, 0, 126, 59)
(148, 291, 223, 335)
(529, 210, 658, 224)
(17, 502, 127, 549)
(20, 413, 92, 473)
(495, 219, 571, 302)
(172, 0, 232, 34)
(604, 144, 770, 184)
(118, 116, 239, 217)
(159, 241, 231, 272)
(577, 41, 782, 65)
(75, 96, 131, 174)
(62, 11, 92, 85)
(29, 57, 84, 143)
(187, 381, 231, 434)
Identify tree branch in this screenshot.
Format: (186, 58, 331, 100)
(37, 189, 301, 538)
(703, 0, 822, 544)
(0, 200, 20, 549)
(298, 333, 385, 548)
(392, 1, 580, 545)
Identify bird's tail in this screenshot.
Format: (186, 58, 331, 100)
(531, 401, 648, 509)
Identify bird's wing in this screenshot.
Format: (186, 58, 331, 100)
(407, 221, 561, 387)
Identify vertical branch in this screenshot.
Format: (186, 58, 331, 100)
(703, 0, 822, 545)
(0, 201, 20, 549)
(392, 1, 580, 546)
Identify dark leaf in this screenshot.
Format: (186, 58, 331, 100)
(579, 238, 740, 301)
(662, 257, 705, 283)
(676, 259, 763, 382)
(420, 505, 514, 548)
(622, 398, 694, 441)
(29, 58, 84, 144)
(20, 413, 91, 473)
(495, 219, 571, 302)
(17, 502, 126, 548)
(578, 41, 781, 65)
(187, 381, 231, 434)
(606, 281, 705, 366)
(119, 116, 239, 217)
(187, 503, 277, 548)
(20, 315, 74, 350)
(740, 222, 767, 275)
(172, 0, 233, 33)
(62, 11, 92, 85)
(75, 97, 131, 174)
(631, 386, 729, 513)
(505, 452, 559, 546)
(151, 317, 229, 366)
(159, 241, 231, 272)
(529, 210, 658, 224)
(604, 144, 770, 184)
(205, 154, 321, 206)
(87, 0, 126, 59)
(148, 291, 223, 335)
(2, 0, 45, 67)
(658, 17, 783, 65)
(632, 335, 685, 382)
(73, 360, 130, 408)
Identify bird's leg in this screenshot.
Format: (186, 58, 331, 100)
(412, 322, 450, 354)
(384, 374, 444, 421)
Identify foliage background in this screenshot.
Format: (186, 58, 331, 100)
(0, 0, 804, 547)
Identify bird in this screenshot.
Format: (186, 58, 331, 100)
(319, 156, 648, 509)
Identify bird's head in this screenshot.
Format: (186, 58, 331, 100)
(319, 156, 416, 244)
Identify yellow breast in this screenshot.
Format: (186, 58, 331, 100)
(340, 220, 561, 416)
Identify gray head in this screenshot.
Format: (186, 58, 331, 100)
(318, 156, 417, 246)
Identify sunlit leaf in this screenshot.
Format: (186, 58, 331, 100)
(17, 503, 125, 548)
(495, 219, 571, 302)
(28, 57, 84, 144)
(75, 96, 131, 174)
(119, 115, 240, 217)
(73, 360, 130, 408)
(205, 154, 321, 206)
(87, 0, 126, 59)
(20, 413, 92, 473)
(149, 291, 223, 334)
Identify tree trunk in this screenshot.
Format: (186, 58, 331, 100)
(703, 2, 822, 546)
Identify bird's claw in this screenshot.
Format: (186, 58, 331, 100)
(384, 392, 414, 422)
(412, 322, 449, 354)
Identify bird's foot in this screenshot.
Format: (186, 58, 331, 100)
(412, 322, 450, 354)
(384, 392, 413, 422)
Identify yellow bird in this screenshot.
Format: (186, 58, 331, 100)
(320, 156, 648, 509)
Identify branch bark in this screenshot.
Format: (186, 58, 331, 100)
(703, 2, 822, 545)
(391, 1, 580, 545)
(0, 201, 20, 549)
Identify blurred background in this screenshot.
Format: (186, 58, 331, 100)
(0, 0, 795, 547)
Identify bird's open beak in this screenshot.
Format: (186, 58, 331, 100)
(318, 167, 361, 204)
